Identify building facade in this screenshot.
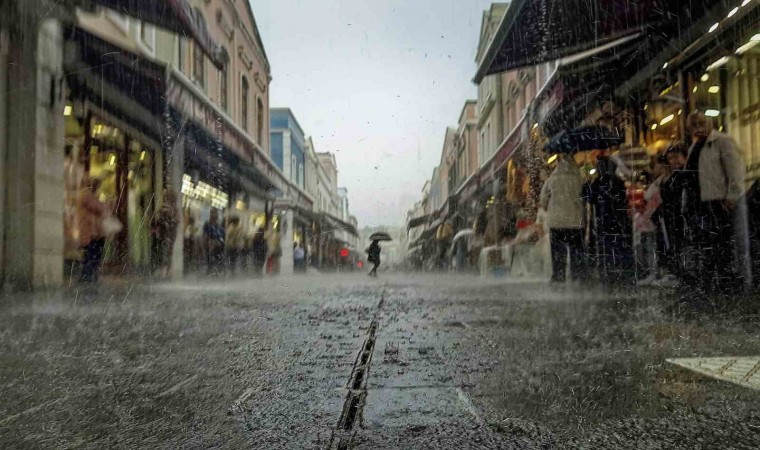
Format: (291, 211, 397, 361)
(270, 108, 306, 188)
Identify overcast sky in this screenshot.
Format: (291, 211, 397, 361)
(252, 0, 495, 227)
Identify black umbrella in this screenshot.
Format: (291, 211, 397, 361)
(369, 232, 393, 242)
(544, 125, 623, 154)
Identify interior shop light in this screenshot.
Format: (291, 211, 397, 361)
(700, 73, 710, 82)
(64, 105, 72, 116)
(693, 86, 699, 93)
(742, 0, 751, 6)
(753, 33, 760, 41)
(728, 7, 739, 18)
(709, 22, 719, 33)
(651, 123, 658, 130)
(706, 56, 730, 71)
(704, 109, 721, 117)
(139, 151, 146, 161)
(662, 62, 669, 69)
(547, 154, 558, 164)
(532, 123, 539, 129)
(108, 154, 116, 166)
(660, 114, 675, 125)
(589, 168, 597, 175)
(708, 85, 721, 94)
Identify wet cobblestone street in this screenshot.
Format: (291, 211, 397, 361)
(2, 274, 760, 449)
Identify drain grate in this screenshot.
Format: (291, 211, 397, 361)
(327, 293, 385, 449)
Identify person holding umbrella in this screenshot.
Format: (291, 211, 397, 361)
(366, 231, 391, 276)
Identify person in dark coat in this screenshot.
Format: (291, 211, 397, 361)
(584, 156, 634, 285)
(367, 240, 381, 277)
(657, 144, 689, 282)
(203, 209, 225, 276)
(251, 229, 268, 276)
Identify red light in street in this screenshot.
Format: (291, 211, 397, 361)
(357, 261, 364, 268)
(339, 248, 349, 258)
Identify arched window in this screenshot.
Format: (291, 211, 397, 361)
(257, 98, 264, 144)
(241, 76, 249, 131)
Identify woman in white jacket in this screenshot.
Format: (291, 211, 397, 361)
(540, 154, 585, 282)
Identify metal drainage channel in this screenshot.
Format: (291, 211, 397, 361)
(328, 294, 385, 450)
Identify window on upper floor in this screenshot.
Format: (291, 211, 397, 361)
(241, 77, 249, 131)
(193, 41, 205, 87)
(219, 63, 228, 112)
(257, 98, 264, 144)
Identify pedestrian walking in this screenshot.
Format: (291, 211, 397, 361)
(585, 156, 635, 286)
(203, 209, 225, 276)
(78, 177, 110, 283)
(367, 240, 381, 276)
(251, 228, 268, 275)
(540, 154, 586, 283)
(683, 112, 746, 293)
(265, 225, 282, 275)
(151, 190, 179, 279)
(293, 242, 306, 273)
(435, 220, 453, 270)
(225, 216, 245, 274)
(184, 215, 200, 273)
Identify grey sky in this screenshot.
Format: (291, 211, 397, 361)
(252, 0, 495, 227)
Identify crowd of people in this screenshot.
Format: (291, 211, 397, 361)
(541, 112, 748, 295)
(183, 209, 290, 277)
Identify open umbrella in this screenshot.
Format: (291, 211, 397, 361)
(369, 232, 393, 241)
(544, 125, 623, 154)
(452, 229, 475, 243)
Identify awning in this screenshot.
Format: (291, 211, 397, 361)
(537, 34, 652, 136)
(474, 0, 723, 82)
(320, 213, 358, 238)
(407, 214, 431, 230)
(87, 0, 229, 69)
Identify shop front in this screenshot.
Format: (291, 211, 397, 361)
(63, 107, 163, 276)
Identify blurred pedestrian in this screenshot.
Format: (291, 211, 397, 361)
(225, 216, 245, 274)
(540, 154, 585, 283)
(265, 225, 282, 275)
(436, 220, 453, 270)
(367, 240, 381, 276)
(585, 156, 635, 285)
(658, 143, 689, 282)
(294, 242, 306, 273)
(251, 228, 268, 275)
(634, 158, 664, 284)
(151, 189, 179, 279)
(203, 209, 225, 276)
(78, 177, 109, 283)
(184, 215, 200, 273)
(683, 112, 746, 293)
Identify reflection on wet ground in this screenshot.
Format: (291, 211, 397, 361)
(1, 273, 759, 448)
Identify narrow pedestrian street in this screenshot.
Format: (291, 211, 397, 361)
(2, 275, 760, 449)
